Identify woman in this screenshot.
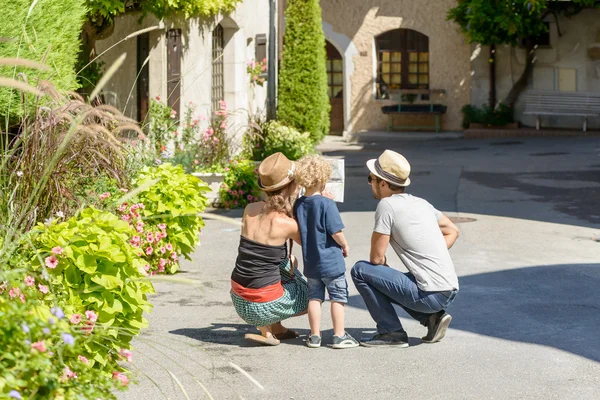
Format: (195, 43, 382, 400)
(230, 152, 308, 346)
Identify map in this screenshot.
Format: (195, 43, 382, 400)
(324, 157, 345, 203)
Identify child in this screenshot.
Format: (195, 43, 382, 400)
(293, 155, 359, 349)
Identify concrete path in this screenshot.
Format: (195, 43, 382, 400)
(120, 135, 600, 400)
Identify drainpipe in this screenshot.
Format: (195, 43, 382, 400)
(267, 0, 278, 121)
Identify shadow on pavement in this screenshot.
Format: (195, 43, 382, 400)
(346, 263, 600, 362)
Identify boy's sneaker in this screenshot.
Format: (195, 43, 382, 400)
(306, 334, 322, 348)
(332, 332, 360, 349)
(360, 330, 409, 348)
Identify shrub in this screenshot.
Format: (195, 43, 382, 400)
(143, 97, 180, 156)
(461, 104, 514, 129)
(244, 120, 314, 161)
(247, 58, 267, 86)
(219, 159, 262, 209)
(278, 0, 330, 143)
(0, 0, 87, 124)
(134, 163, 210, 259)
(0, 295, 124, 399)
(29, 207, 154, 365)
(196, 100, 231, 170)
(116, 202, 179, 275)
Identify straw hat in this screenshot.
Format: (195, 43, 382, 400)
(366, 150, 411, 187)
(257, 152, 295, 192)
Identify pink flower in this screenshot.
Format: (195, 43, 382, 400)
(99, 192, 111, 201)
(85, 310, 98, 323)
(136, 226, 144, 234)
(158, 223, 167, 231)
(25, 276, 35, 287)
(121, 214, 132, 222)
(160, 247, 166, 254)
(52, 246, 63, 255)
(166, 243, 173, 251)
(19, 294, 26, 303)
(31, 341, 47, 352)
(158, 265, 165, 273)
(173, 131, 178, 137)
(62, 366, 77, 379)
(234, 201, 239, 206)
(143, 264, 150, 272)
(119, 349, 133, 363)
(231, 190, 238, 196)
(78, 355, 89, 364)
(155, 96, 160, 101)
(159, 258, 167, 268)
(113, 372, 129, 386)
(145, 246, 153, 256)
(120, 188, 129, 193)
(247, 195, 253, 201)
(171, 253, 178, 261)
(219, 100, 227, 110)
(194, 159, 199, 165)
(81, 321, 94, 335)
(262, 64, 267, 72)
(70, 314, 82, 324)
(118, 204, 128, 213)
(220, 121, 227, 129)
(45, 255, 58, 269)
(130, 236, 141, 247)
(207, 127, 214, 136)
(224, 167, 230, 172)
(170, 110, 177, 118)
(38, 284, 49, 294)
(146, 233, 154, 243)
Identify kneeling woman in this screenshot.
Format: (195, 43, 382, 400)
(230, 152, 308, 346)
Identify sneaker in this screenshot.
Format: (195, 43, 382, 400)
(422, 311, 452, 343)
(306, 334, 322, 348)
(332, 332, 360, 349)
(360, 330, 409, 348)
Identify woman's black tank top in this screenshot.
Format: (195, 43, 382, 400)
(231, 236, 287, 289)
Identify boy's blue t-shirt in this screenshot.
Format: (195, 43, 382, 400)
(293, 195, 346, 279)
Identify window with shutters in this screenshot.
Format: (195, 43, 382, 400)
(212, 24, 224, 112)
(376, 29, 429, 99)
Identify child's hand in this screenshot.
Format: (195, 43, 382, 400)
(342, 245, 350, 258)
(323, 190, 335, 200)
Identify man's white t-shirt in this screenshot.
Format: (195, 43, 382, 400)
(374, 193, 459, 292)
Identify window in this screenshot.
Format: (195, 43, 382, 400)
(326, 41, 343, 98)
(211, 24, 224, 112)
(376, 29, 429, 99)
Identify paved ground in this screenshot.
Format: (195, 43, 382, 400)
(120, 134, 600, 400)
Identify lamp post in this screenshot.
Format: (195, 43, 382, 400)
(266, 0, 278, 121)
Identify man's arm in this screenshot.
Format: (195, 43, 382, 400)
(370, 232, 390, 265)
(438, 214, 459, 249)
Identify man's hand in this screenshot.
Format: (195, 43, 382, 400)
(342, 244, 350, 258)
(438, 214, 459, 249)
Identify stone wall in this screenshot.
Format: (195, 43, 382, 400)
(471, 9, 600, 130)
(319, 0, 472, 132)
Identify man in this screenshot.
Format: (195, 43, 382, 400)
(351, 150, 460, 347)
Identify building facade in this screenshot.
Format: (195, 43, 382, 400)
(96, 0, 270, 140)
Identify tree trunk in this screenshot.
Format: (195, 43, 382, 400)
(504, 42, 535, 108)
(489, 44, 496, 108)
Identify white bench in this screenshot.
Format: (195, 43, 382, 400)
(524, 90, 600, 131)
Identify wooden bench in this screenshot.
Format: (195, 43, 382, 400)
(381, 89, 447, 133)
(524, 90, 600, 131)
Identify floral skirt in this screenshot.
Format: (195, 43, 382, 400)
(231, 259, 308, 327)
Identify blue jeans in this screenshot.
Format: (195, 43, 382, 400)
(351, 261, 457, 334)
(307, 274, 349, 303)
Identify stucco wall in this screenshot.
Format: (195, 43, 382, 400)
(471, 10, 600, 130)
(320, 0, 472, 132)
(96, 0, 270, 141)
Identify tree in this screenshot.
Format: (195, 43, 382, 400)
(278, 0, 330, 143)
(0, 0, 87, 124)
(448, 0, 599, 108)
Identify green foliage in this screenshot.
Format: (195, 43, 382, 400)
(447, 0, 598, 46)
(244, 120, 314, 161)
(461, 103, 514, 128)
(219, 159, 261, 209)
(144, 98, 180, 156)
(278, 0, 330, 143)
(0, 0, 87, 123)
(134, 163, 210, 259)
(89, 0, 243, 21)
(30, 207, 155, 365)
(0, 296, 122, 399)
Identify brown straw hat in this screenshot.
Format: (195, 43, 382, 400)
(366, 150, 411, 187)
(257, 152, 295, 192)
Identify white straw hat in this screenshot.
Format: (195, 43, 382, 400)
(366, 150, 411, 187)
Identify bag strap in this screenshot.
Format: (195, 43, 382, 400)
(288, 238, 294, 276)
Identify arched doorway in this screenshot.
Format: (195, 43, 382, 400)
(326, 41, 344, 135)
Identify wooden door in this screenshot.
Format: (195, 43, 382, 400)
(326, 41, 344, 135)
(167, 29, 182, 115)
(137, 32, 150, 122)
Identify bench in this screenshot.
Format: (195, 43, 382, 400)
(524, 90, 600, 131)
(381, 89, 447, 133)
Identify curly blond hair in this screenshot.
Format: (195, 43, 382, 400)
(295, 155, 332, 190)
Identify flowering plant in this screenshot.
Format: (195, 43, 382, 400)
(143, 97, 179, 156)
(219, 159, 262, 209)
(195, 100, 231, 170)
(116, 202, 179, 275)
(134, 163, 210, 259)
(247, 58, 267, 86)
